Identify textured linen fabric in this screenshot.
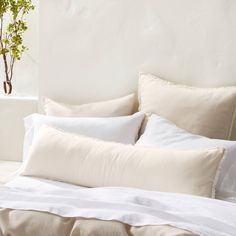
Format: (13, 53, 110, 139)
(1, 176, 236, 236)
(23, 112, 144, 161)
(42, 94, 137, 117)
(22, 125, 224, 198)
(0, 209, 196, 236)
(136, 114, 236, 202)
(138, 73, 236, 139)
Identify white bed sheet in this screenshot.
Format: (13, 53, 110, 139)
(1, 176, 236, 236)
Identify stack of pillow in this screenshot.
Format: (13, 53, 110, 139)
(21, 73, 236, 202)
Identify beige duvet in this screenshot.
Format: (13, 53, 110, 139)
(0, 209, 197, 236)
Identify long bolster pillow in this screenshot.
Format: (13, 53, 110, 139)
(22, 125, 225, 198)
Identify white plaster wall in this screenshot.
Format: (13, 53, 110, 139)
(40, 0, 236, 105)
(0, 97, 38, 161)
(0, 1, 39, 162)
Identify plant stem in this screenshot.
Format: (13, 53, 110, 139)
(1, 16, 11, 94)
(0, 16, 10, 82)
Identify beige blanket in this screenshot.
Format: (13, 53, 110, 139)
(0, 209, 197, 236)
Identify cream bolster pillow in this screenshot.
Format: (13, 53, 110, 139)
(42, 94, 137, 117)
(138, 73, 236, 140)
(22, 125, 225, 198)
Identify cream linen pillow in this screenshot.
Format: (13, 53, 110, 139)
(22, 125, 225, 198)
(139, 73, 236, 140)
(42, 94, 137, 117)
(136, 114, 236, 202)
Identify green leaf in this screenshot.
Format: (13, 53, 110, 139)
(0, 0, 35, 60)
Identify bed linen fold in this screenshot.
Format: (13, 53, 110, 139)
(0, 177, 236, 236)
(0, 208, 195, 236)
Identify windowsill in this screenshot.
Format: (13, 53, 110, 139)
(0, 95, 38, 101)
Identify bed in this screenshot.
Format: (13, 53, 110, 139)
(0, 88, 236, 236)
(1, 1, 236, 235)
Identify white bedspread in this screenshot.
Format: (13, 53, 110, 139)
(1, 176, 236, 236)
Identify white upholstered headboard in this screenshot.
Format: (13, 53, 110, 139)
(39, 0, 236, 104)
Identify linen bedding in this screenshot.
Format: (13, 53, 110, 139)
(0, 210, 195, 236)
(138, 73, 236, 140)
(0, 176, 236, 236)
(136, 114, 236, 202)
(23, 112, 144, 161)
(22, 125, 224, 198)
(42, 94, 137, 117)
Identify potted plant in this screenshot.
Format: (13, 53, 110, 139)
(0, 0, 35, 95)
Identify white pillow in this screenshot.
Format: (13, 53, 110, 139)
(42, 94, 137, 117)
(136, 114, 236, 201)
(23, 112, 144, 161)
(22, 125, 225, 198)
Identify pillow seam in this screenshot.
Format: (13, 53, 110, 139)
(211, 148, 226, 198)
(228, 107, 236, 140)
(143, 73, 236, 90)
